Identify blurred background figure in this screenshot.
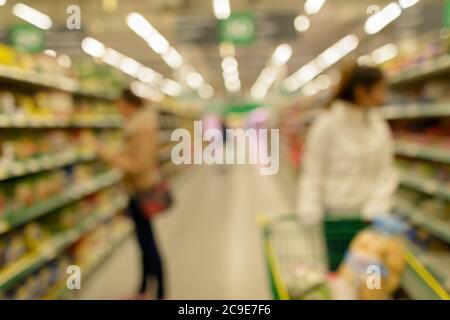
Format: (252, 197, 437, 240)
(101, 89, 164, 300)
(297, 64, 399, 225)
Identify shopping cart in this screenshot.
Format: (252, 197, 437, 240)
(259, 214, 367, 300)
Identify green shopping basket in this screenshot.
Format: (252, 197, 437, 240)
(259, 214, 367, 300)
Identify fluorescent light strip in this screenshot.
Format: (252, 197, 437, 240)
(284, 35, 358, 93)
(126, 12, 211, 98)
(251, 44, 293, 100)
(126, 12, 170, 55)
(304, 0, 326, 15)
(399, 0, 421, 9)
(212, 0, 231, 20)
(221, 55, 241, 93)
(81, 37, 177, 98)
(364, 2, 402, 35)
(13, 3, 52, 30)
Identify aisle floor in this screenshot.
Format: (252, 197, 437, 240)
(78, 161, 297, 300)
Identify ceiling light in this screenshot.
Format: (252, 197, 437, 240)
(315, 74, 331, 91)
(187, 71, 204, 89)
(102, 48, 122, 67)
(162, 47, 184, 69)
(127, 12, 170, 55)
(119, 57, 141, 77)
(371, 43, 398, 64)
(57, 54, 72, 68)
(81, 37, 106, 58)
(364, 2, 402, 35)
(294, 15, 310, 32)
(0, 0, 7, 6)
(302, 81, 319, 96)
(222, 57, 238, 74)
(44, 49, 56, 57)
(223, 70, 240, 82)
(131, 81, 164, 102)
(138, 66, 162, 84)
(13, 3, 52, 30)
(212, 0, 231, 20)
(316, 34, 359, 69)
(219, 41, 235, 58)
(304, 0, 326, 15)
(399, 0, 420, 9)
(199, 84, 214, 99)
(285, 35, 358, 93)
(225, 79, 241, 93)
(357, 55, 374, 66)
(251, 84, 267, 100)
(272, 44, 293, 67)
(161, 79, 183, 97)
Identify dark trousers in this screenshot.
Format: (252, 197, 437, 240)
(128, 197, 164, 299)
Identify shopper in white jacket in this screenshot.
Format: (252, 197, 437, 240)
(297, 65, 398, 225)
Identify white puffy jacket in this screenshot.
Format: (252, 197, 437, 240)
(296, 100, 399, 225)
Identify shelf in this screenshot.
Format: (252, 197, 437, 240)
(73, 89, 118, 102)
(401, 241, 450, 300)
(399, 171, 450, 201)
(395, 198, 450, 244)
(0, 152, 97, 182)
(0, 196, 128, 293)
(0, 171, 122, 235)
(0, 116, 122, 129)
(389, 54, 450, 87)
(63, 223, 133, 300)
(395, 142, 450, 164)
(383, 103, 450, 120)
(0, 65, 117, 101)
(0, 65, 78, 92)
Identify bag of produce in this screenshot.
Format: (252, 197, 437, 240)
(338, 216, 407, 300)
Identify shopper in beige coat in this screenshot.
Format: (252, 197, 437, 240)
(101, 88, 164, 299)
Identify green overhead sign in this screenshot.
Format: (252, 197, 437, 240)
(8, 24, 45, 53)
(445, 0, 450, 27)
(219, 12, 256, 45)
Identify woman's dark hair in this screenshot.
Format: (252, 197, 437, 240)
(333, 64, 385, 103)
(120, 88, 144, 108)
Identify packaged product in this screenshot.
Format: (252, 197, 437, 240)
(23, 222, 48, 250)
(0, 91, 16, 115)
(286, 265, 331, 300)
(15, 177, 36, 207)
(338, 217, 407, 300)
(2, 232, 27, 266)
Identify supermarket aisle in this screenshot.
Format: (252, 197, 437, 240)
(79, 161, 296, 300)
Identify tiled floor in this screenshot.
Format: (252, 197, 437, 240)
(78, 161, 297, 300)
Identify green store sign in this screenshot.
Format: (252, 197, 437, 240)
(445, 0, 450, 28)
(8, 24, 45, 53)
(219, 12, 256, 45)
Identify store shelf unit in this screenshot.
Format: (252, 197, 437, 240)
(0, 65, 117, 101)
(382, 103, 450, 120)
(0, 195, 128, 294)
(401, 246, 450, 300)
(395, 142, 450, 165)
(59, 222, 133, 300)
(395, 198, 450, 245)
(389, 54, 450, 87)
(384, 43, 450, 300)
(0, 170, 122, 235)
(0, 152, 97, 182)
(0, 116, 122, 129)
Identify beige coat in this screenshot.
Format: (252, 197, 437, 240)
(112, 108, 160, 194)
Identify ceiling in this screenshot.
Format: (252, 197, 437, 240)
(0, 0, 444, 99)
